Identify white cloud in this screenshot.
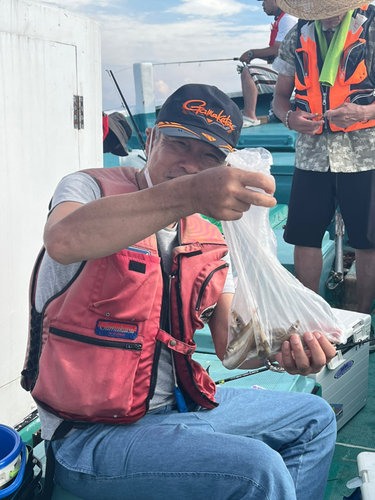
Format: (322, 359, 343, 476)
(100, 13, 270, 109)
(33, 0, 270, 109)
(154, 80, 170, 96)
(100, 15, 269, 66)
(167, 0, 258, 17)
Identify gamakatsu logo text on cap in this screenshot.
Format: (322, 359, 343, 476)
(182, 100, 236, 133)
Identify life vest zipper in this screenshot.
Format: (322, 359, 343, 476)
(174, 253, 218, 407)
(322, 85, 328, 130)
(340, 40, 364, 81)
(295, 50, 308, 84)
(49, 327, 142, 350)
(169, 271, 178, 333)
(195, 263, 229, 311)
(168, 271, 188, 412)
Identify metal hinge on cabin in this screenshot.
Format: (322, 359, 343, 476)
(73, 95, 84, 129)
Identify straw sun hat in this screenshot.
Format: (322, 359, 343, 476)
(276, 0, 368, 20)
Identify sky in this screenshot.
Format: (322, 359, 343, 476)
(37, 0, 272, 111)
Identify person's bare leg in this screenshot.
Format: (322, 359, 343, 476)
(294, 246, 323, 294)
(241, 69, 258, 120)
(355, 248, 375, 313)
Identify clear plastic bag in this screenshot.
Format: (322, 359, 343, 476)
(221, 148, 345, 370)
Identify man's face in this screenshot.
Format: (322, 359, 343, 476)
(321, 13, 346, 30)
(262, 0, 279, 16)
(145, 130, 226, 186)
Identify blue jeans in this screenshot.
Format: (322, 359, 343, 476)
(51, 386, 336, 500)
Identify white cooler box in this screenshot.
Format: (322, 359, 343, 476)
(308, 308, 371, 431)
(347, 452, 375, 499)
(357, 452, 375, 499)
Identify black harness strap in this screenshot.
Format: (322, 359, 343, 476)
(42, 421, 75, 500)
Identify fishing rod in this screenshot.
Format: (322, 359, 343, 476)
(113, 58, 240, 74)
(215, 366, 270, 385)
(215, 335, 373, 385)
(335, 336, 373, 351)
(106, 70, 146, 152)
(153, 57, 240, 66)
(153, 58, 279, 78)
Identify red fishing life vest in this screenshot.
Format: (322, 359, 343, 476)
(294, 5, 375, 134)
(21, 167, 229, 424)
(270, 11, 285, 47)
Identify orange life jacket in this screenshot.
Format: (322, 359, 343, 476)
(294, 5, 375, 133)
(21, 167, 229, 424)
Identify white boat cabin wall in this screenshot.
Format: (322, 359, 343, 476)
(0, 0, 102, 426)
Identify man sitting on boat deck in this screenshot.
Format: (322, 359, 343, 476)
(23, 84, 336, 500)
(238, 0, 297, 127)
(273, 0, 375, 315)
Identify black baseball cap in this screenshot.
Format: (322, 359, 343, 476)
(155, 84, 242, 155)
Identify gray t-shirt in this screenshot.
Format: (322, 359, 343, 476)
(36, 171, 234, 440)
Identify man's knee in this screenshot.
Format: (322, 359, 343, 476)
(306, 394, 337, 443)
(224, 439, 295, 497)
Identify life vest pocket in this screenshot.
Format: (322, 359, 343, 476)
(32, 327, 143, 421)
(295, 97, 312, 113)
(295, 49, 310, 90)
(347, 89, 375, 105)
(88, 250, 161, 322)
(190, 261, 229, 330)
(339, 39, 367, 85)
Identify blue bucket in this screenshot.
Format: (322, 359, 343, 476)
(0, 424, 26, 499)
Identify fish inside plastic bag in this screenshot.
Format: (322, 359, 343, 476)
(221, 148, 345, 370)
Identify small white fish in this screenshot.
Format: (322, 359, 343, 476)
(223, 312, 302, 369)
(223, 310, 258, 370)
(271, 320, 301, 341)
(270, 320, 302, 349)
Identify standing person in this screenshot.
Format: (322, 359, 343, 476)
(22, 84, 337, 500)
(239, 0, 297, 127)
(273, 0, 375, 314)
